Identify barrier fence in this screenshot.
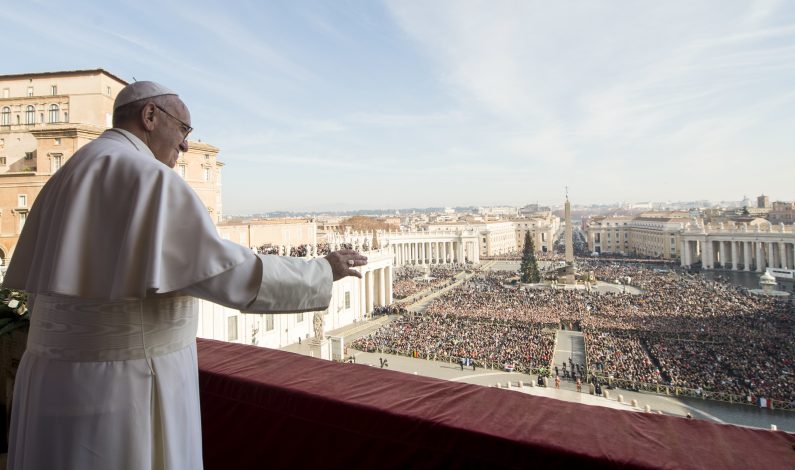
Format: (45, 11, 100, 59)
(591, 374, 795, 411)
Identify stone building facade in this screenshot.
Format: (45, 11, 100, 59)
(0, 69, 223, 263)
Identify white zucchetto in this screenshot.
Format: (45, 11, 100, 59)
(113, 81, 178, 110)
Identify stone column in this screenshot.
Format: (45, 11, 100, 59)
(385, 266, 393, 304)
(357, 276, 365, 321)
(679, 238, 690, 268)
(767, 242, 776, 269)
(779, 242, 788, 270)
(756, 242, 765, 272)
(687, 240, 693, 267)
(731, 241, 739, 270)
(441, 242, 447, 264)
(377, 268, 386, 306)
(702, 239, 710, 269)
(366, 270, 374, 314)
(743, 241, 751, 271)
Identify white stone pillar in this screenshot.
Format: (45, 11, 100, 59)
(441, 242, 447, 264)
(685, 240, 692, 267)
(680, 240, 688, 267)
(767, 242, 775, 269)
(385, 266, 393, 304)
(743, 241, 751, 271)
(779, 242, 787, 270)
(756, 242, 765, 272)
(366, 270, 374, 314)
(731, 241, 739, 270)
(720, 241, 727, 268)
(702, 239, 710, 269)
(357, 275, 365, 321)
(377, 268, 386, 306)
(457, 241, 464, 263)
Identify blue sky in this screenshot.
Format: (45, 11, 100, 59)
(3, 1, 794, 214)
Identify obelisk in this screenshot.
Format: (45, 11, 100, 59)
(565, 194, 574, 264)
(561, 190, 576, 284)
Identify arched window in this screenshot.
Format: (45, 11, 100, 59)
(49, 104, 59, 123)
(1, 107, 9, 126)
(25, 105, 35, 124)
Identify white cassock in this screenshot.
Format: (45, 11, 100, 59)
(3, 129, 332, 470)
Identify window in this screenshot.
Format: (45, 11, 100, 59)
(54, 138, 61, 145)
(0, 157, 6, 166)
(2, 88, 8, 98)
(203, 167, 210, 182)
(178, 164, 186, 179)
(25, 105, 35, 124)
(345, 292, 351, 309)
(50, 85, 57, 95)
(19, 211, 27, 231)
(51, 154, 62, 172)
(64, 111, 68, 123)
(106, 86, 111, 96)
(266, 314, 274, 331)
(24, 152, 34, 160)
(18, 195, 27, 207)
(49, 104, 59, 123)
(227, 316, 238, 341)
(27, 87, 33, 97)
(1, 107, 9, 125)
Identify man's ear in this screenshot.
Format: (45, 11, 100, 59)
(141, 102, 157, 132)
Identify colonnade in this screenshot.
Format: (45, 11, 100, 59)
(681, 238, 795, 272)
(361, 265, 393, 315)
(391, 239, 479, 267)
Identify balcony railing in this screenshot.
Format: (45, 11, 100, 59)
(197, 339, 795, 469)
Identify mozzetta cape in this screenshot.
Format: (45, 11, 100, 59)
(4, 129, 252, 299)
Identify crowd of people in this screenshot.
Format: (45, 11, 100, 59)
(392, 265, 462, 301)
(351, 311, 555, 373)
(354, 261, 795, 403)
(256, 242, 338, 257)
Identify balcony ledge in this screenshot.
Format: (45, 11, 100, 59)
(197, 339, 795, 469)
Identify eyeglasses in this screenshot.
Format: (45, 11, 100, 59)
(154, 104, 193, 140)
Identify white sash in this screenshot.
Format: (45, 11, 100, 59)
(26, 294, 197, 362)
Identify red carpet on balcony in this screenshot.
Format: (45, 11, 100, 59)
(197, 339, 795, 469)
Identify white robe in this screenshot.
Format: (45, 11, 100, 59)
(4, 129, 332, 470)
